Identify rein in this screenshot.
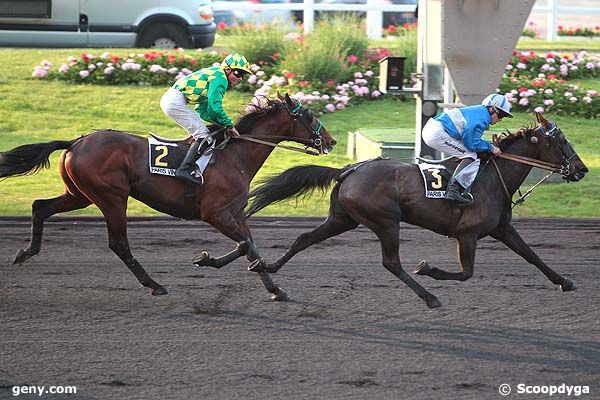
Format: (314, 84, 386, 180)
(235, 135, 320, 156)
(496, 153, 562, 172)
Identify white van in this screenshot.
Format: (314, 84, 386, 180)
(0, 0, 217, 48)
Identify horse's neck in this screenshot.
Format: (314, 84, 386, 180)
(488, 138, 534, 195)
(224, 120, 287, 182)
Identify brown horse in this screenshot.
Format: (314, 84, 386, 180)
(0, 93, 336, 300)
(246, 112, 588, 308)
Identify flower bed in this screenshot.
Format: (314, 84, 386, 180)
(501, 51, 600, 117)
(32, 41, 600, 118)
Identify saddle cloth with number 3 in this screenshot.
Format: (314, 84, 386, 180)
(417, 163, 451, 199)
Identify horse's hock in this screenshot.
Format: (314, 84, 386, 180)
(347, 127, 561, 184)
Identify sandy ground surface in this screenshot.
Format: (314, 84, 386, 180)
(0, 217, 599, 400)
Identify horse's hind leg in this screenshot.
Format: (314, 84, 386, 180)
(414, 234, 477, 281)
(14, 193, 91, 264)
(370, 221, 442, 308)
(490, 223, 574, 291)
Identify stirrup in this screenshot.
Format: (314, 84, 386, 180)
(175, 168, 203, 185)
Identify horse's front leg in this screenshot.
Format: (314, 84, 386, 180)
(414, 234, 477, 281)
(195, 216, 289, 301)
(490, 223, 575, 291)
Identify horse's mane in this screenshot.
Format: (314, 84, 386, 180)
(495, 125, 536, 151)
(206, 96, 284, 134)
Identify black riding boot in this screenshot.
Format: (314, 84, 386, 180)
(445, 158, 474, 205)
(175, 140, 209, 185)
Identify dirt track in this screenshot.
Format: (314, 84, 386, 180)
(1, 217, 599, 400)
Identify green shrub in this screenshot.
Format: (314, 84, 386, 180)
(228, 24, 290, 67)
(281, 39, 347, 82)
(312, 14, 369, 59)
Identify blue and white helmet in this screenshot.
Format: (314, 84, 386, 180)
(482, 93, 513, 118)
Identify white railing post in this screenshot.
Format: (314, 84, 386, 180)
(546, 0, 558, 41)
(366, 0, 383, 39)
(304, 0, 315, 34)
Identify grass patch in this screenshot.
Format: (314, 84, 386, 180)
(0, 47, 598, 218)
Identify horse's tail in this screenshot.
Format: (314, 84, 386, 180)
(0, 138, 80, 178)
(246, 165, 344, 218)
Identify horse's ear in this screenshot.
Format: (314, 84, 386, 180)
(284, 93, 293, 106)
(535, 111, 550, 129)
(277, 91, 284, 101)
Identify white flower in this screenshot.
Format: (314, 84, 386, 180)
(544, 99, 554, 106)
(583, 96, 592, 104)
(544, 89, 553, 95)
(569, 96, 577, 103)
(505, 64, 514, 70)
(79, 70, 90, 78)
(104, 66, 115, 75)
(101, 52, 111, 59)
(516, 63, 527, 69)
(321, 94, 330, 100)
(534, 106, 544, 113)
(167, 67, 178, 74)
(586, 62, 595, 69)
(527, 89, 536, 96)
(546, 58, 556, 64)
(88, 64, 96, 70)
(256, 71, 265, 77)
(247, 75, 257, 84)
(365, 70, 374, 77)
(564, 92, 572, 97)
(354, 72, 363, 78)
(149, 64, 164, 73)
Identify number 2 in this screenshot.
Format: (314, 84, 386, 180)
(154, 145, 169, 167)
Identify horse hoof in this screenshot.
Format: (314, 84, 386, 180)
(271, 289, 290, 302)
(560, 279, 576, 292)
(426, 296, 443, 309)
(414, 260, 430, 275)
(152, 286, 168, 296)
(193, 251, 211, 267)
(248, 259, 267, 273)
(13, 249, 30, 264)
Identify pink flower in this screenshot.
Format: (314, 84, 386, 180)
(325, 104, 336, 113)
(534, 106, 544, 113)
(371, 90, 382, 98)
(519, 97, 529, 106)
(79, 70, 90, 78)
(58, 64, 69, 73)
(32, 66, 48, 78)
(347, 54, 358, 63)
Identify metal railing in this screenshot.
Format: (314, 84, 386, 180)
(532, 0, 600, 41)
(212, 0, 417, 38)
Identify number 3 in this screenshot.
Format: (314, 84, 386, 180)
(430, 168, 443, 189)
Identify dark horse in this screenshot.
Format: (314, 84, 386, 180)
(0, 93, 336, 300)
(246, 112, 588, 308)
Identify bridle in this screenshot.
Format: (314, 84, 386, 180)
(235, 99, 327, 156)
(491, 122, 578, 207)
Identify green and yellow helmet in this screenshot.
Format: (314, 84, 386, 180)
(221, 53, 252, 74)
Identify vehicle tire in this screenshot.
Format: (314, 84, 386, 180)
(137, 22, 193, 49)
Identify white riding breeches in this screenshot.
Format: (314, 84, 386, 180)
(422, 118, 477, 160)
(160, 88, 212, 142)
